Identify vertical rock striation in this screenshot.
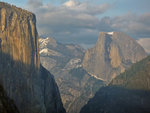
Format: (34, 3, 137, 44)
(0, 83, 19, 113)
(0, 3, 40, 69)
(83, 32, 147, 81)
(0, 2, 65, 113)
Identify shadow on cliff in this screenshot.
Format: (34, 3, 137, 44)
(0, 51, 39, 112)
(0, 83, 20, 113)
(80, 86, 150, 113)
(0, 51, 66, 113)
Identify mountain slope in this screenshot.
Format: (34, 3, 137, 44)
(80, 55, 150, 113)
(80, 86, 150, 113)
(83, 32, 147, 81)
(58, 67, 105, 113)
(110, 55, 150, 90)
(0, 2, 65, 113)
(39, 37, 85, 73)
(39, 37, 105, 113)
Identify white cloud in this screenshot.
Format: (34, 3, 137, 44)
(63, 0, 79, 7)
(26, 0, 150, 45)
(27, 0, 43, 9)
(26, 0, 110, 44)
(110, 13, 150, 38)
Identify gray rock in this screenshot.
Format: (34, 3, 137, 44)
(39, 37, 105, 113)
(0, 2, 65, 113)
(83, 32, 147, 82)
(0, 83, 19, 113)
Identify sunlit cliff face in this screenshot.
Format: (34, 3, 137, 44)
(0, 5, 40, 69)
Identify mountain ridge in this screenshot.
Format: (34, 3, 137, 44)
(80, 55, 150, 113)
(83, 31, 147, 81)
(39, 37, 105, 113)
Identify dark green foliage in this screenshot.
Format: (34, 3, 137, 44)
(110, 56, 150, 90)
(80, 56, 150, 113)
(80, 86, 150, 113)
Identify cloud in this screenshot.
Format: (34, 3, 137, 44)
(63, 0, 110, 15)
(27, 0, 43, 9)
(26, 0, 150, 46)
(110, 13, 150, 38)
(26, 0, 110, 44)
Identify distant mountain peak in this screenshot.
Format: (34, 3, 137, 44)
(100, 31, 114, 35)
(83, 31, 147, 81)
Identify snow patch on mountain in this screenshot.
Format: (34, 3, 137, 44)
(40, 48, 62, 56)
(87, 72, 106, 81)
(39, 37, 57, 49)
(107, 32, 114, 35)
(64, 58, 82, 70)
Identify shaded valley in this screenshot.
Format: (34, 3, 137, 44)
(40, 32, 147, 113)
(80, 55, 150, 113)
(39, 37, 105, 113)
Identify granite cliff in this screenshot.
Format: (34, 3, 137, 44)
(137, 38, 150, 54)
(80, 55, 150, 113)
(0, 2, 65, 113)
(83, 32, 147, 81)
(0, 84, 19, 113)
(39, 37, 105, 113)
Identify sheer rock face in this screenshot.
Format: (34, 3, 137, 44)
(0, 84, 19, 113)
(0, 2, 65, 113)
(0, 3, 40, 69)
(83, 32, 147, 81)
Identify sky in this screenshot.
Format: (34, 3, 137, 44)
(1, 0, 150, 48)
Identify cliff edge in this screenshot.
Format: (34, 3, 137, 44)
(83, 32, 147, 81)
(0, 2, 65, 113)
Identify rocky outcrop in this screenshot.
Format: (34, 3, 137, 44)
(57, 67, 104, 113)
(83, 32, 147, 81)
(39, 37, 105, 113)
(40, 66, 66, 113)
(0, 2, 40, 69)
(80, 55, 150, 113)
(0, 2, 65, 113)
(39, 37, 85, 73)
(0, 84, 19, 113)
(137, 38, 150, 54)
